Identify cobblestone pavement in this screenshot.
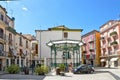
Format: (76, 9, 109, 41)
(0, 67, 120, 80)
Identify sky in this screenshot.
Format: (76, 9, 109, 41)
(0, 0, 120, 35)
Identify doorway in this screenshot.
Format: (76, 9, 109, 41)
(0, 59, 2, 71)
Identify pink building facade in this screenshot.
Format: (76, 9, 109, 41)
(100, 20, 120, 68)
(82, 30, 101, 66)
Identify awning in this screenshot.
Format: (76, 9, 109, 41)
(101, 59, 106, 62)
(110, 57, 119, 61)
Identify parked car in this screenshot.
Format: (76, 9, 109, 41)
(73, 64, 94, 74)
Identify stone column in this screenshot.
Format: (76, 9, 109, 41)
(19, 56, 21, 67)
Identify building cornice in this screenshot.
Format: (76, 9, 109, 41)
(82, 30, 99, 38)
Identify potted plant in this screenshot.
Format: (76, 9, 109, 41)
(58, 64, 65, 72)
(34, 65, 49, 75)
(58, 64, 65, 76)
(6, 64, 20, 74)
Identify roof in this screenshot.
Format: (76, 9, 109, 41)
(49, 25, 83, 32)
(49, 25, 69, 30)
(99, 20, 120, 28)
(0, 5, 7, 13)
(82, 30, 99, 38)
(36, 25, 83, 32)
(47, 39, 83, 46)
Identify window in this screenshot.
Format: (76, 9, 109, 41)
(0, 13, 4, 21)
(35, 44, 38, 54)
(26, 51, 27, 56)
(9, 33, 12, 45)
(11, 59, 15, 64)
(19, 37, 22, 46)
(19, 49, 23, 56)
(26, 40, 28, 48)
(113, 28, 115, 31)
(0, 28, 3, 39)
(6, 59, 9, 66)
(64, 32, 68, 38)
(0, 43, 4, 56)
(114, 46, 118, 54)
(17, 59, 19, 65)
(90, 35, 92, 41)
(32, 43, 36, 50)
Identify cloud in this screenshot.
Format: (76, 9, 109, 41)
(22, 6, 28, 11)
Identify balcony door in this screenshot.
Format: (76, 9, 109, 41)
(0, 28, 3, 39)
(0, 59, 2, 71)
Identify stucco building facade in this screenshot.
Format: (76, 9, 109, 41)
(36, 26, 83, 67)
(0, 5, 35, 70)
(82, 30, 101, 66)
(100, 20, 120, 68)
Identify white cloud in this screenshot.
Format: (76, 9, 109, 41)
(22, 6, 28, 11)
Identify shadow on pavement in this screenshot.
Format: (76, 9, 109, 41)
(94, 68, 120, 80)
(108, 72, 120, 80)
(94, 71, 109, 74)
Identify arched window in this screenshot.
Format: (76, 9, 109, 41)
(0, 28, 4, 39)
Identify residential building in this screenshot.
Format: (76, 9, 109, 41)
(82, 30, 101, 66)
(0, 5, 34, 70)
(23, 34, 38, 67)
(100, 20, 120, 68)
(13, 33, 31, 67)
(0, 5, 16, 70)
(36, 25, 83, 67)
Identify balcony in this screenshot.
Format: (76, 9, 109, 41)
(100, 37, 105, 41)
(82, 51, 87, 53)
(107, 43, 111, 48)
(83, 43, 86, 46)
(89, 47, 94, 52)
(6, 26, 17, 35)
(110, 41, 118, 46)
(89, 39, 94, 43)
(110, 31, 117, 37)
(0, 34, 6, 43)
(0, 51, 6, 57)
